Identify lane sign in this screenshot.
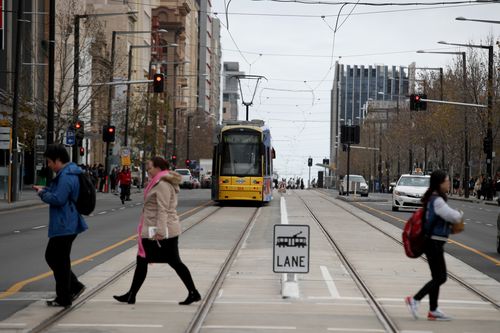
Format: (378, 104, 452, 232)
(273, 224, 310, 273)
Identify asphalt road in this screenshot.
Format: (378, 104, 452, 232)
(0, 188, 212, 321)
(342, 192, 500, 283)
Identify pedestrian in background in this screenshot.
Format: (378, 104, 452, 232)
(117, 166, 132, 204)
(33, 144, 87, 308)
(405, 169, 463, 321)
(113, 156, 201, 305)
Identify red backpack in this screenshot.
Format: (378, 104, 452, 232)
(402, 208, 426, 258)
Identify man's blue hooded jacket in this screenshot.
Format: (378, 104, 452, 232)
(39, 162, 88, 238)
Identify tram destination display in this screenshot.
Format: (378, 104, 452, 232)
(273, 225, 310, 273)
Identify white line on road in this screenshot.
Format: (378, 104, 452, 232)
(327, 328, 385, 332)
(0, 323, 26, 327)
(97, 211, 107, 215)
(58, 324, 163, 328)
(320, 265, 340, 299)
(32, 225, 47, 230)
(203, 326, 296, 330)
(13, 230, 20, 233)
(486, 223, 494, 227)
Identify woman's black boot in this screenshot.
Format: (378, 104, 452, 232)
(179, 290, 201, 305)
(113, 292, 136, 304)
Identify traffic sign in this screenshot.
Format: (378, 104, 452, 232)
(66, 129, 75, 146)
(273, 224, 310, 273)
(0, 127, 11, 149)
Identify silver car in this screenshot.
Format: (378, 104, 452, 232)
(392, 174, 430, 211)
(339, 175, 369, 197)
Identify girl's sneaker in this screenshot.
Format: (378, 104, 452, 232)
(405, 296, 420, 319)
(428, 308, 452, 321)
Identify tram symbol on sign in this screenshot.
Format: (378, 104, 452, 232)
(276, 231, 307, 248)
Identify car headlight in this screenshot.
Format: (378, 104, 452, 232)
(394, 190, 405, 196)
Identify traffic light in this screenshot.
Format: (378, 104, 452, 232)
(410, 94, 427, 111)
(483, 136, 492, 154)
(102, 125, 116, 142)
(75, 120, 84, 146)
(153, 73, 164, 93)
(171, 155, 177, 165)
(79, 147, 85, 156)
(307, 157, 312, 167)
(185, 159, 190, 167)
(323, 158, 330, 165)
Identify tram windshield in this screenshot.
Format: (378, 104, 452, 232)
(221, 131, 261, 176)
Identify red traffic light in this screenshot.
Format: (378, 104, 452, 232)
(155, 76, 162, 82)
(172, 155, 177, 160)
(415, 95, 420, 101)
(75, 121, 82, 129)
(79, 147, 85, 156)
(185, 159, 190, 166)
(108, 127, 115, 133)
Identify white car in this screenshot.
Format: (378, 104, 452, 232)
(175, 169, 193, 189)
(339, 175, 369, 197)
(392, 174, 430, 211)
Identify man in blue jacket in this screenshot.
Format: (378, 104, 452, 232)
(33, 144, 88, 307)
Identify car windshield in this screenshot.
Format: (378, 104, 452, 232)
(398, 177, 430, 187)
(345, 176, 365, 183)
(176, 170, 190, 175)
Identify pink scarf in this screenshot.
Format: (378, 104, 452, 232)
(137, 169, 170, 258)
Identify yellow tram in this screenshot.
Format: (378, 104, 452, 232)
(212, 120, 275, 203)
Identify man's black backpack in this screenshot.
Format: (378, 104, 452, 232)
(74, 173, 96, 215)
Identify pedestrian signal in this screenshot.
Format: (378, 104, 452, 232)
(79, 147, 85, 156)
(185, 159, 190, 167)
(307, 157, 312, 167)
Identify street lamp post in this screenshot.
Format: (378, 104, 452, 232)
(72, 11, 138, 163)
(105, 30, 162, 177)
(124, 43, 177, 147)
(417, 50, 470, 197)
(438, 41, 494, 181)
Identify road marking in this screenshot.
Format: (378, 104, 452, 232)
(98, 211, 107, 215)
(486, 223, 493, 227)
(354, 202, 500, 266)
(32, 225, 47, 230)
(327, 329, 385, 332)
(0, 201, 213, 300)
(13, 230, 20, 233)
(0, 323, 26, 327)
(320, 265, 340, 299)
(59, 324, 163, 328)
(203, 326, 296, 330)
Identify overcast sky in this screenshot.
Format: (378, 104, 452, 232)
(212, 0, 500, 182)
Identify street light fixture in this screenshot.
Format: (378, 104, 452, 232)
(438, 40, 494, 180)
(455, 16, 500, 24)
(417, 49, 470, 197)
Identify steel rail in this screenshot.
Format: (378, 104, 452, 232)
(318, 191, 500, 310)
(185, 207, 262, 333)
(297, 194, 399, 333)
(28, 204, 221, 333)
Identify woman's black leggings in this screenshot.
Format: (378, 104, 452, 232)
(128, 237, 196, 297)
(414, 239, 447, 311)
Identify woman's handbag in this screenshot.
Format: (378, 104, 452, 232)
(142, 238, 170, 263)
(451, 220, 465, 234)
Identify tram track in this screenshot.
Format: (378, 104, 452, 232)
(295, 194, 399, 333)
(185, 206, 261, 333)
(27, 203, 223, 333)
(313, 190, 500, 311)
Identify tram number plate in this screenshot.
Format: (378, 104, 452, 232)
(236, 186, 244, 190)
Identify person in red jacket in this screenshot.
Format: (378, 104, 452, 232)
(118, 166, 132, 204)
